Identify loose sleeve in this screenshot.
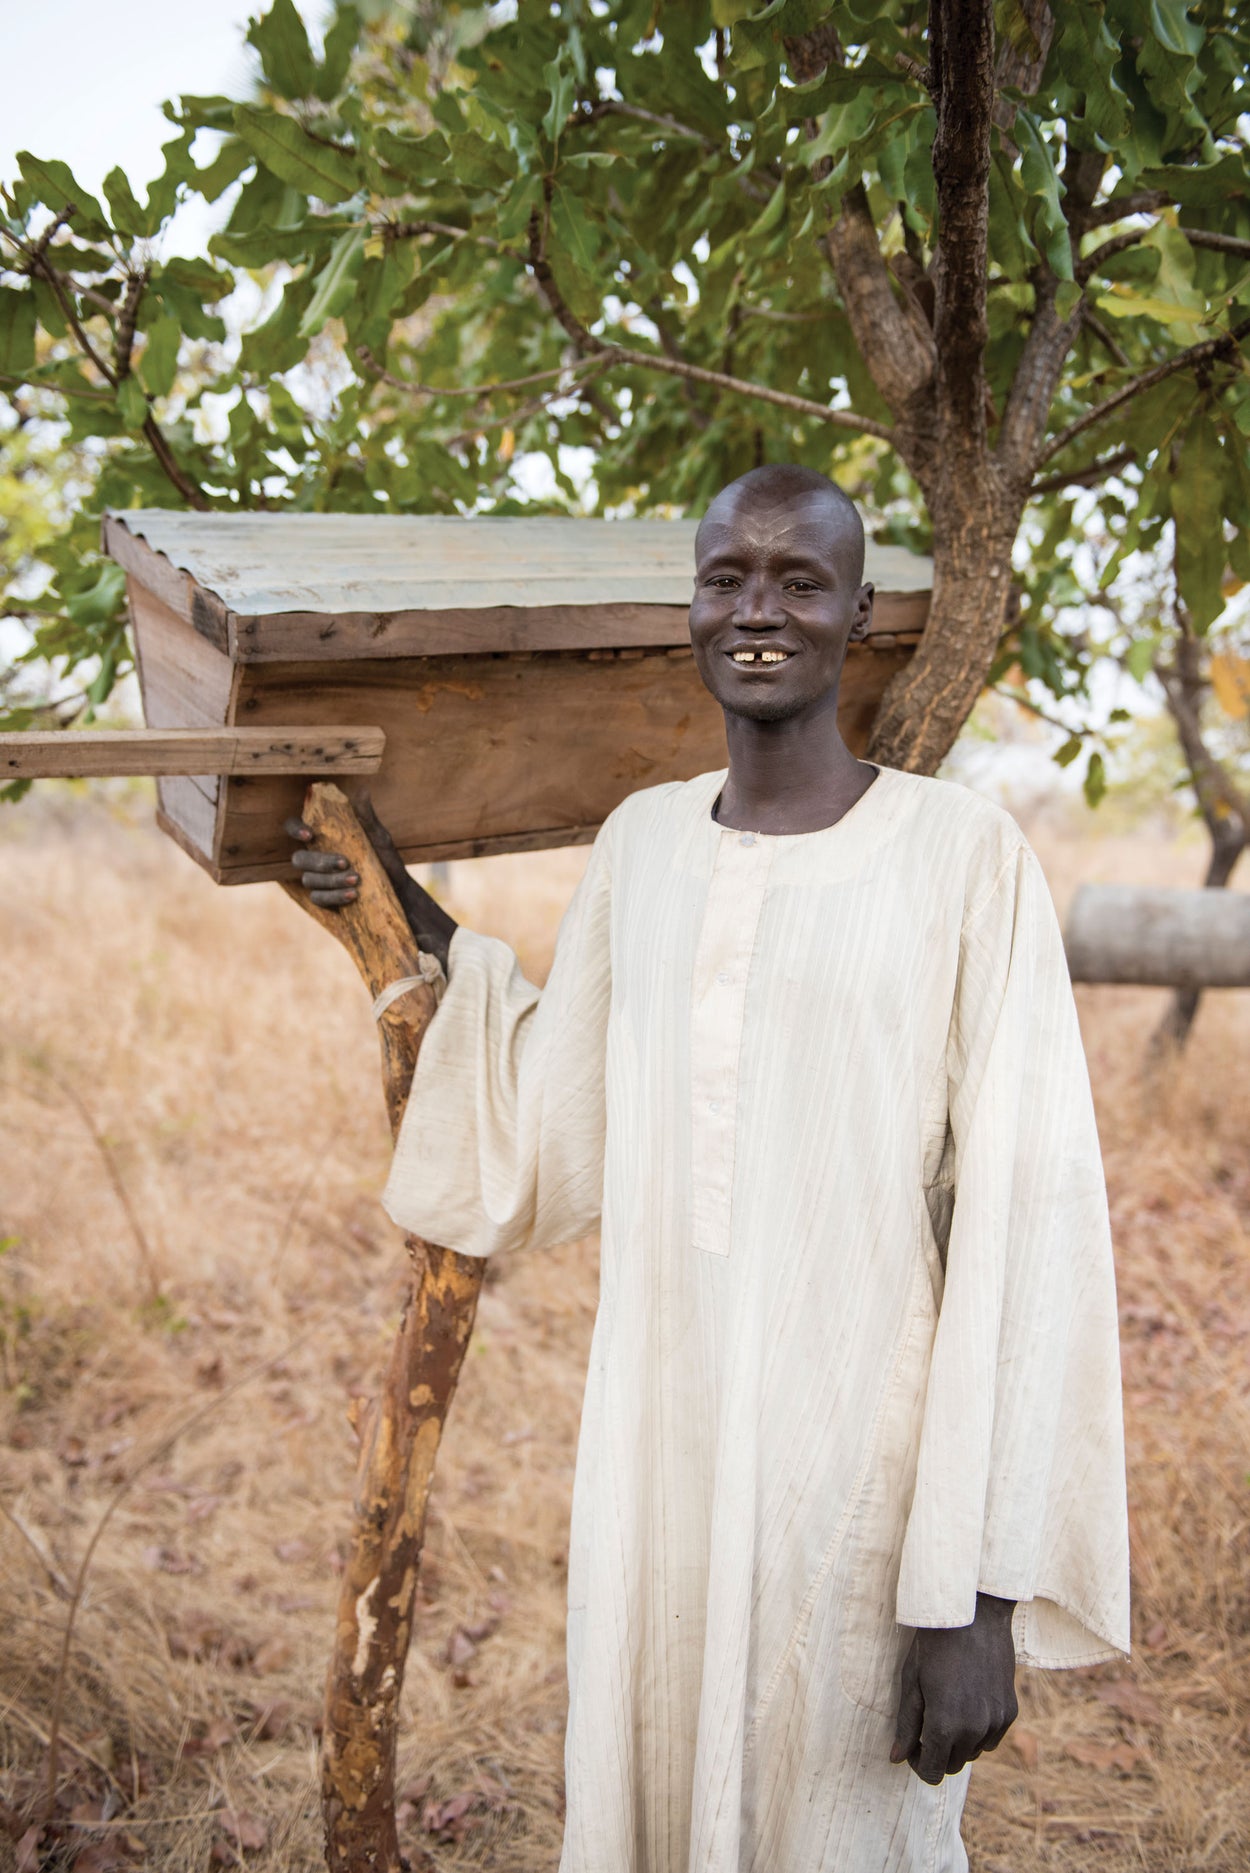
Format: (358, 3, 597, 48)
(895, 841, 1130, 1667)
(380, 823, 613, 1259)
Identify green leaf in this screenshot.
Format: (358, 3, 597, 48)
(316, 5, 361, 101)
(103, 167, 150, 238)
(299, 224, 366, 336)
(1015, 111, 1073, 279)
(1172, 412, 1228, 629)
(1054, 733, 1084, 767)
(138, 314, 182, 398)
(0, 287, 37, 375)
(194, 136, 254, 203)
(1124, 637, 1155, 680)
(210, 220, 354, 266)
(1083, 749, 1106, 807)
(233, 103, 360, 203)
(116, 376, 148, 430)
(247, 0, 317, 100)
(16, 152, 108, 234)
(542, 52, 576, 146)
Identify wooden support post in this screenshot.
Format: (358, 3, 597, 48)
(283, 783, 485, 1873)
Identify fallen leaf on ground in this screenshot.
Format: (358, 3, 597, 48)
(16, 1827, 44, 1872)
(424, 1790, 479, 1840)
(251, 1635, 294, 1674)
(1091, 1679, 1163, 1724)
(446, 1629, 477, 1669)
(141, 1545, 201, 1576)
(211, 1809, 267, 1858)
(1009, 1727, 1040, 1771)
(181, 1716, 236, 1757)
(1064, 1738, 1143, 1773)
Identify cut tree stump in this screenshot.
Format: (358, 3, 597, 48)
(1065, 884, 1250, 988)
(284, 782, 485, 1873)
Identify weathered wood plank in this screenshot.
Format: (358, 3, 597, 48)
(228, 599, 926, 663)
(0, 727, 386, 779)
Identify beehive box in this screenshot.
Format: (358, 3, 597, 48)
(104, 510, 931, 884)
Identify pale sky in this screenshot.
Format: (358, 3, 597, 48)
(0, 0, 325, 252)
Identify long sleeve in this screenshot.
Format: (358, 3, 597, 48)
(381, 821, 613, 1259)
(895, 840, 1130, 1667)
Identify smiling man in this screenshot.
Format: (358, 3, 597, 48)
(291, 465, 1129, 1873)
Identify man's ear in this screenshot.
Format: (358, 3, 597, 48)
(849, 582, 875, 642)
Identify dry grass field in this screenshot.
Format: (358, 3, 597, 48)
(1, 785, 1248, 1872)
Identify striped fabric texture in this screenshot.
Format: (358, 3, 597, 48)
(384, 766, 1130, 1873)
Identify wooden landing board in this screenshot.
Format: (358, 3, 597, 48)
(1, 727, 385, 779)
(104, 510, 934, 662)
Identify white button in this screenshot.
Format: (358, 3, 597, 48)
(739, 832, 757, 847)
(708, 1100, 721, 1115)
(715, 971, 731, 985)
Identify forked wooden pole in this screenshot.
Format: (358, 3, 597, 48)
(284, 782, 486, 1873)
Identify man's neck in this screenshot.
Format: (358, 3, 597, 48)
(715, 692, 876, 836)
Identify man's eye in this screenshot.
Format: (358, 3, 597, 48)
(787, 581, 819, 593)
(707, 577, 739, 589)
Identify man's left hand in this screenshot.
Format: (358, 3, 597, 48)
(889, 1591, 1018, 1783)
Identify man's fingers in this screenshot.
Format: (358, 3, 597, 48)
(292, 849, 356, 877)
(909, 1730, 951, 1786)
(284, 817, 313, 841)
(890, 1644, 924, 1765)
(305, 882, 358, 907)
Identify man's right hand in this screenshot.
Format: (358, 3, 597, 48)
(286, 794, 458, 974)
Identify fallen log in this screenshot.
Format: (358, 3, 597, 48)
(1065, 884, 1250, 989)
(283, 782, 485, 1873)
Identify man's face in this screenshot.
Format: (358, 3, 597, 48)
(688, 489, 874, 723)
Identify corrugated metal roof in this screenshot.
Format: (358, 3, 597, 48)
(108, 510, 932, 618)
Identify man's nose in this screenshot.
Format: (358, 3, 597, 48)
(731, 577, 785, 629)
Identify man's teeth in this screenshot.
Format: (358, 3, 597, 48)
(731, 649, 790, 663)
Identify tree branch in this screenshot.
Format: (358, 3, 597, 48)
(1030, 445, 1136, 496)
(25, 252, 117, 387)
(996, 271, 1085, 481)
(357, 348, 592, 400)
(1036, 316, 1250, 466)
(1081, 304, 1130, 368)
(928, 0, 996, 448)
(1082, 189, 1170, 228)
(1178, 228, 1250, 260)
(824, 185, 936, 428)
(142, 415, 210, 510)
(602, 344, 895, 437)
(381, 217, 509, 254)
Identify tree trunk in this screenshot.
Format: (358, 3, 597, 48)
(283, 783, 486, 1873)
(1151, 630, 1250, 1053)
(1150, 832, 1247, 1052)
(867, 497, 1018, 774)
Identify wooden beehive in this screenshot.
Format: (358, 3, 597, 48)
(103, 510, 931, 884)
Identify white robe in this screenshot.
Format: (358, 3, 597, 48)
(384, 766, 1130, 1873)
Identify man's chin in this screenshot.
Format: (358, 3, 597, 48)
(716, 684, 824, 724)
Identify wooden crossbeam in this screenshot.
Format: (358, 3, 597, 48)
(1, 727, 385, 780)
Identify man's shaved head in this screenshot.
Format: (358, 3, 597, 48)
(696, 464, 866, 585)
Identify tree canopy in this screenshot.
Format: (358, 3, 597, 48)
(2, 0, 1248, 785)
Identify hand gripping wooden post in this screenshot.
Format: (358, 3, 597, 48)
(283, 781, 485, 1873)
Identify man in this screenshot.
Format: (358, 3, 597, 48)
(290, 465, 1129, 1872)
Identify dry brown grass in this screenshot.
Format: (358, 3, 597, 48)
(1, 788, 1247, 1871)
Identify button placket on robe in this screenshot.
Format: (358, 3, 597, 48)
(690, 830, 776, 1256)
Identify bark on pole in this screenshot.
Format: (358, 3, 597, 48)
(283, 782, 485, 1873)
